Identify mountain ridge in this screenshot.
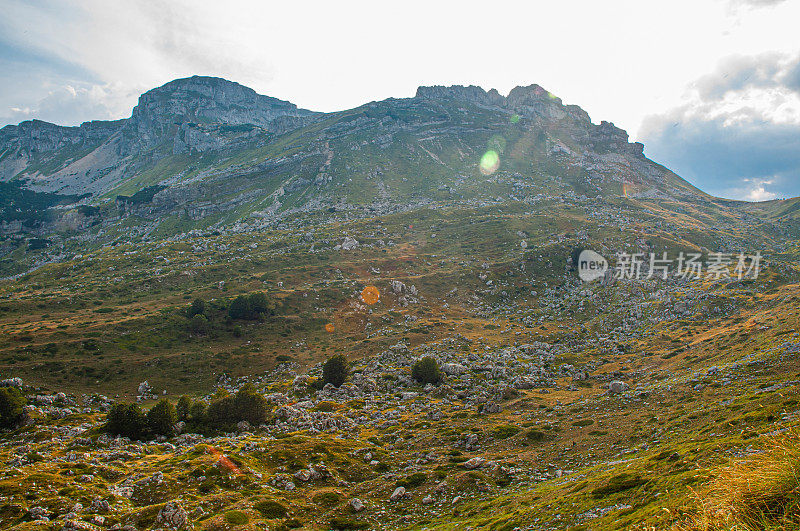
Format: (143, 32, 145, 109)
(0, 76, 796, 256)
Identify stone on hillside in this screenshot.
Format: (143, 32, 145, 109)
(422, 495, 434, 505)
(155, 501, 188, 530)
(340, 237, 359, 250)
(349, 498, 365, 512)
(137, 381, 152, 396)
(463, 457, 486, 470)
(0, 377, 22, 387)
(441, 363, 467, 376)
(609, 381, 628, 395)
(390, 486, 406, 501)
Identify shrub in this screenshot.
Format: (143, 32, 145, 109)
(205, 385, 268, 428)
(411, 356, 442, 385)
(526, 429, 546, 442)
(106, 402, 147, 439)
(396, 472, 427, 489)
(205, 390, 236, 427)
(233, 384, 269, 425)
(187, 298, 206, 317)
(189, 401, 207, 422)
(248, 292, 270, 315)
(491, 425, 522, 439)
(176, 395, 191, 421)
(0, 387, 27, 429)
(312, 491, 342, 507)
(188, 314, 209, 334)
(228, 292, 273, 320)
(228, 296, 252, 320)
(147, 398, 177, 436)
(322, 355, 348, 388)
(223, 510, 249, 525)
(253, 499, 287, 518)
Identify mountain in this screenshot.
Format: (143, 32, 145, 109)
(1, 77, 800, 531)
(1, 77, 728, 238)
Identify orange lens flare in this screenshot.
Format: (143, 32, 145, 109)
(361, 286, 380, 305)
(325, 322, 335, 333)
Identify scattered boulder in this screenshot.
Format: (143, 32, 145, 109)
(609, 381, 629, 395)
(349, 498, 365, 512)
(463, 457, 486, 470)
(155, 500, 188, 530)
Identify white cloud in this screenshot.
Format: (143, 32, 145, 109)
(640, 52, 800, 201)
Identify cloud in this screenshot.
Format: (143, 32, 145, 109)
(1, 82, 143, 127)
(730, 0, 789, 7)
(641, 52, 800, 201)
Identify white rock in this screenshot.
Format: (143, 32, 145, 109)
(390, 486, 406, 501)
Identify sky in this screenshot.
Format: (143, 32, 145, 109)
(1, 0, 799, 201)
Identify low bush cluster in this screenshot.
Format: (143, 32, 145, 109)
(412, 356, 442, 385)
(0, 387, 27, 429)
(105, 384, 270, 439)
(228, 292, 272, 320)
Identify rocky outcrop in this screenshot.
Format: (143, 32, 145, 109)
(124, 76, 319, 150)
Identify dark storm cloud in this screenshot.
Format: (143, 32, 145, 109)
(641, 53, 800, 201)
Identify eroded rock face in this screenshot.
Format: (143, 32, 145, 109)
(126, 76, 318, 150)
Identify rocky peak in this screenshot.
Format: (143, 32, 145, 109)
(126, 76, 318, 148)
(0, 119, 124, 155)
(415, 85, 505, 106)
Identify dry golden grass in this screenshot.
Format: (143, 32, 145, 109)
(677, 431, 800, 531)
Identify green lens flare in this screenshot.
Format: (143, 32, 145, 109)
(510, 114, 520, 123)
(480, 150, 500, 175)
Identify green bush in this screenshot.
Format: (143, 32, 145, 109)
(322, 354, 348, 388)
(253, 499, 287, 518)
(188, 314, 209, 334)
(526, 429, 546, 442)
(205, 385, 269, 429)
(0, 387, 27, 429)
(224, 510, 249, 525)
(411, 356, 442, 385)
(233, 384, 269, 425)
(147, 398, 177, 436)
(187, 298, 206, 317)
(189, 401, 207, 422)
(106, 402, 147, 439)
(396, 472, 427, 489)
(176, 395, 191, 421)
(228, 292, 273, 320)
(205, 390, 236, 427)
(491, 425, 522, 439)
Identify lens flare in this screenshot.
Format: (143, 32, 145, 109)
(510, 114, 520, 124)
(325, 322, 335, 333)
(361, 286, 380, 305)
(480, 150, 500, 175)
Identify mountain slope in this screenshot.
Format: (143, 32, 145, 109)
(0, 79, 710, 231)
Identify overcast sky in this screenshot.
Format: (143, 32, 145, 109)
(1, 0, 798, 201)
